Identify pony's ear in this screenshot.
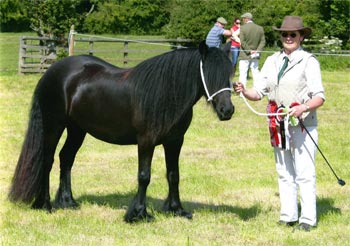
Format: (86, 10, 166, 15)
(199, 40, 208, 60)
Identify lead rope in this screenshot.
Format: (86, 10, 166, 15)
(200, 61, 233, 101)
(239, 92, 287, 117)
(199, 61, 287, 118)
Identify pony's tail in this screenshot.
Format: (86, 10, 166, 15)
(8, 94, 45, 204)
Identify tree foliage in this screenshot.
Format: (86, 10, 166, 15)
(0, 0, 349, 48)
(24, 0, 94, 40)
(83, 0, 170, 35)
(164, 0, 244, 46)
(316, 0, 350, 44)
(0, 0, 30, 32)
(165, 0, 349, 48)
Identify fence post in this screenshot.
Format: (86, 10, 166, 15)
(123, 41, 128, 65)
(18, 36, 26, 74)
(69, 25, 75, 56)
(89, 40, 94, 55)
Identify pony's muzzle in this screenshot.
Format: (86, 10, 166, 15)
(221, 104, 234, 120)
(216, 100, 234, 121)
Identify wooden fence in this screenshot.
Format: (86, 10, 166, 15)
(18, 36, 59, 74)
(19, 32, 349, 74)
(18, 34, 193, 74)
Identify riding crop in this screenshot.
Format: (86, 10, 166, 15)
(299, 120, 346, 186)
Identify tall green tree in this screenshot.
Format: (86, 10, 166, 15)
(165, 0, 349, 48)
(83, 0, 170, 35)
(164, 0, 243, 46)
(1, 0, 348, 49)
(0, 0, 30, 32)
(25, 0, 94, 41)
(316, 0, 350, 48)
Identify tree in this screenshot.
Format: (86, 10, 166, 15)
(1, 0, 348, 49)
(317, 0, 350, 49)
(164, 0, 243, 46)
(0, 0, 30, 32)
(25, 0, 95, 42)
(83, 0, 170, 35)
(164, 0, 349, 48)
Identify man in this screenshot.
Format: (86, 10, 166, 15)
(206, 17, 232, 48)
(238, 13, 265, 86)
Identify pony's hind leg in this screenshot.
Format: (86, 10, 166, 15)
(162, 137, 192, 219)
(32, 123, 65, 211)
(54, 121, 86, 209)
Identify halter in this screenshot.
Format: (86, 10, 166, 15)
(200, 60, 233, 101)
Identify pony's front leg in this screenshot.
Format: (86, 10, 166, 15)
(163, 138, 192, 219)
(124, 143, 155, 223)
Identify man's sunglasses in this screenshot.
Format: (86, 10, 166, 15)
(281, 32, 298, 38)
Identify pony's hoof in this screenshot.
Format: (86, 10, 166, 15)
(124, 210, 155, 223)
(54, 197, 79, 209)
(169, 209, 192, 220)
(176, 210, 193, 220)
(163, 202, 192, 219)
(32, 200, 52, 212)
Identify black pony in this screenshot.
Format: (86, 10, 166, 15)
(9, 41, 234, 222)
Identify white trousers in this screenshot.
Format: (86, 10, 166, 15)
(238, 59, 260, 86)
(274, 126, 317, 226)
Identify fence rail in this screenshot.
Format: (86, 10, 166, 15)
(18, 34, 350, 74)
(18, 35, 193, 74)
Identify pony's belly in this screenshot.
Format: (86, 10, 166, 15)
(87, 130, 138, 145)
(69, 86, 137, 145)
(70, 110, 137, 145)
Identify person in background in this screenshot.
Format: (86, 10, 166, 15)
(206, 17, 232, 48)
(238, 12, 265, 86)
(230, 17, 241, 78)
(234, 16, 325, 231)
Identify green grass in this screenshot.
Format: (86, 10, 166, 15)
(1, 33, 350, 245)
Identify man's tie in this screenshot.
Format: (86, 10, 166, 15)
(278, 56, 289, 81)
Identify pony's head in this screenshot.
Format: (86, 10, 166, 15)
(199, 41, 234, 120)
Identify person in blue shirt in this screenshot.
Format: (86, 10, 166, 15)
(206, 17, 232, 48)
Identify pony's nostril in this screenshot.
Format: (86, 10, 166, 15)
(218, 104, 234, 120)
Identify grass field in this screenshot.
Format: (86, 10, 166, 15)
(1, 33, 350, 245)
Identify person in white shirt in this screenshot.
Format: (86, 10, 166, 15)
(234, 16, 325, 231)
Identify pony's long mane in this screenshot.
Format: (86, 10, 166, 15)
(129, 47, 232, 139)
(129, 48, 200, 138)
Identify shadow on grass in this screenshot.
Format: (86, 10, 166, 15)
(76, 193, 342, 222)
(77, 192, 261, 221)
(317, 197, 342, 222)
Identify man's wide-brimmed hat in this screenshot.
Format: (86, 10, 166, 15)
(273, 16, 312, 38)
(217, 17, 228, 25)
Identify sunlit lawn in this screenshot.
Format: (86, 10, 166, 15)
(1, 32, 349, 246)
